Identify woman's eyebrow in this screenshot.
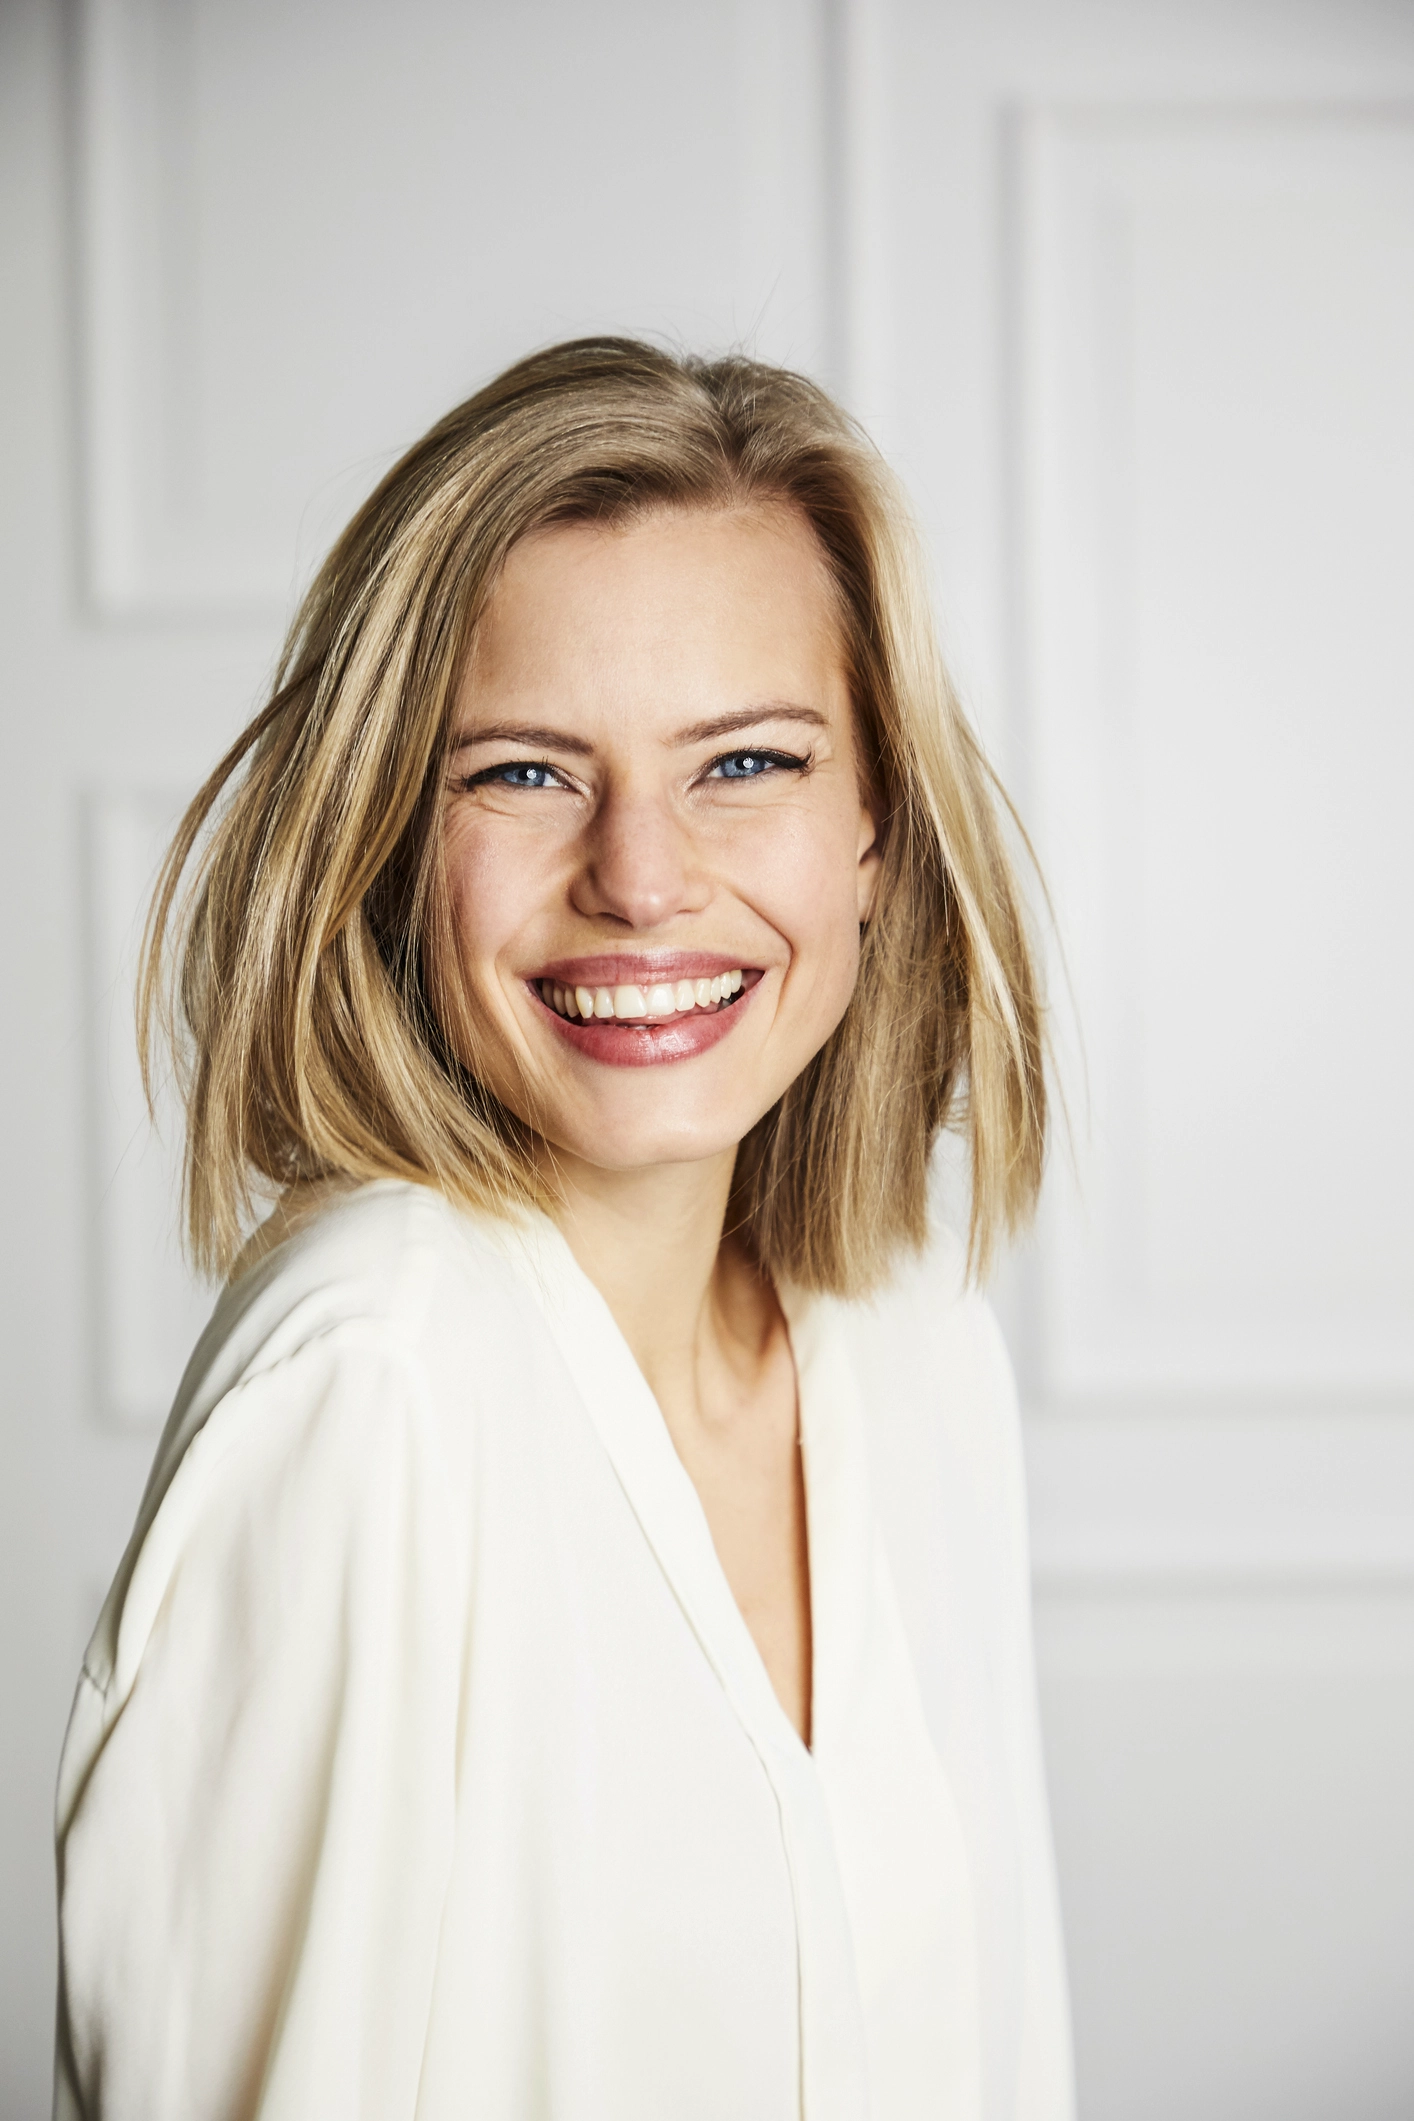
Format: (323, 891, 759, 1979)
(452, 704, 828, 756)
(451, 722, 596, 756)
(671, 703, 828, 746)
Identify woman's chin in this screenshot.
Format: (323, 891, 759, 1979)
(534, 1096, 761, 1179)
(510, 1027, 789, 1177)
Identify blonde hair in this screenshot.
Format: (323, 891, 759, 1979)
(141, 337, 1045, 1292)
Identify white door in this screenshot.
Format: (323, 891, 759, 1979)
(3, 2, 1412, 2115)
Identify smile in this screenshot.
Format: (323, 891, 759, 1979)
(537, 970, 745, 1023)
(527, 958, 762, 1067)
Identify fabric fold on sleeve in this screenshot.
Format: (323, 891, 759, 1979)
(56, 1326, 468, 2121)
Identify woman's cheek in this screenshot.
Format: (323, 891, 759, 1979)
(758, 807, 867, 991)
(446, 816, 544, 969)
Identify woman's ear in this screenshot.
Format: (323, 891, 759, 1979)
(856, 797, 883, 923)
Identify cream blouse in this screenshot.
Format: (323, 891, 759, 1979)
(55, 1179, 1073, 2121)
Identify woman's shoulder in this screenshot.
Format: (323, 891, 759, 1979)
(156, 1178, 536, 1430)
(164, 1177, 549, 1482)
(832, 1217, 1026, 1500)
(846, 1217, 1011, 1386)
(75, 1184, 537, 1716)
(833, 1223, 1037, 1672)
(218, 1176, 525, 1351)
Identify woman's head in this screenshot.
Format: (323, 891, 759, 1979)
(144, 337, 1045, 1291)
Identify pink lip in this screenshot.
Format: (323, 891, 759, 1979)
(530, 966, 763, 1068)
(530, 951, 754, 986)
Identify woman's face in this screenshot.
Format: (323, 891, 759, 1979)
(442, 503, 880, 1175)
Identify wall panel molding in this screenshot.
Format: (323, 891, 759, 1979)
(1014, 104, 1414, 1424)
(1023, 1406, 1414, 1589)
(822, 0, 893, 429)
(72, 0, 838, 620)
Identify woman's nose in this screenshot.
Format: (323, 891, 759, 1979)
(570, 785, 707, 930)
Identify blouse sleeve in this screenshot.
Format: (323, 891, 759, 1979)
(55, 1326, 467, 2121)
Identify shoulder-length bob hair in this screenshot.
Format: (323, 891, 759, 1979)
(142, 337, 1045, 1293)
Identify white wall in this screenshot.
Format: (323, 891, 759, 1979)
(2, 1, 1412, 2114)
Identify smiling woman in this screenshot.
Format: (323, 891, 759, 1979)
(54, 341, 1071, 2121)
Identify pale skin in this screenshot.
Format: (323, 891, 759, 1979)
(443, 504, 881, 1745)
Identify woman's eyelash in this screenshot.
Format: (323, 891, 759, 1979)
(704, 747, 811, 781)
(460, 759, 566, 791)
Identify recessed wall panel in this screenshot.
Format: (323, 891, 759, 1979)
(1020, 110, 1414, 1406)
(75, 0, 830, 615)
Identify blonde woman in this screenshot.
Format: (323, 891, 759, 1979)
(55, 340, 1072, 2121)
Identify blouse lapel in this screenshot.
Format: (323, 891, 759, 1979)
(494, 1215, 873, 2121)
(777, 1283, 877, 1764)
(497, 1217, 880, 1769)
(495, 1214, 797, 1749)
(784, 1285, 986, 2121)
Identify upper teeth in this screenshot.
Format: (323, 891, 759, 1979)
(541, 971, 745, 1021)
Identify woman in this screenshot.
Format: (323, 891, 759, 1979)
(55, 339, 1072, 2120)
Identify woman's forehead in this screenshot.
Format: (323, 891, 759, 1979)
(458, 504, 849, 731)
(491, 501, 836, 623)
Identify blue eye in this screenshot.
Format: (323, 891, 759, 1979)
(465, 760, 562, 790)
(709, 749, 806, 780)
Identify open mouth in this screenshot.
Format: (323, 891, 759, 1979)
(534, 969, 751, 1025)
(525, 959, 764, 1066)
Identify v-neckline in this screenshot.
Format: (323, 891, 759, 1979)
(482, 1209, 897, 2121)
(491, 1212, 876, 1770)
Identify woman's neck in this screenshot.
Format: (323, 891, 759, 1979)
(545, 1146, 763, 1417)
